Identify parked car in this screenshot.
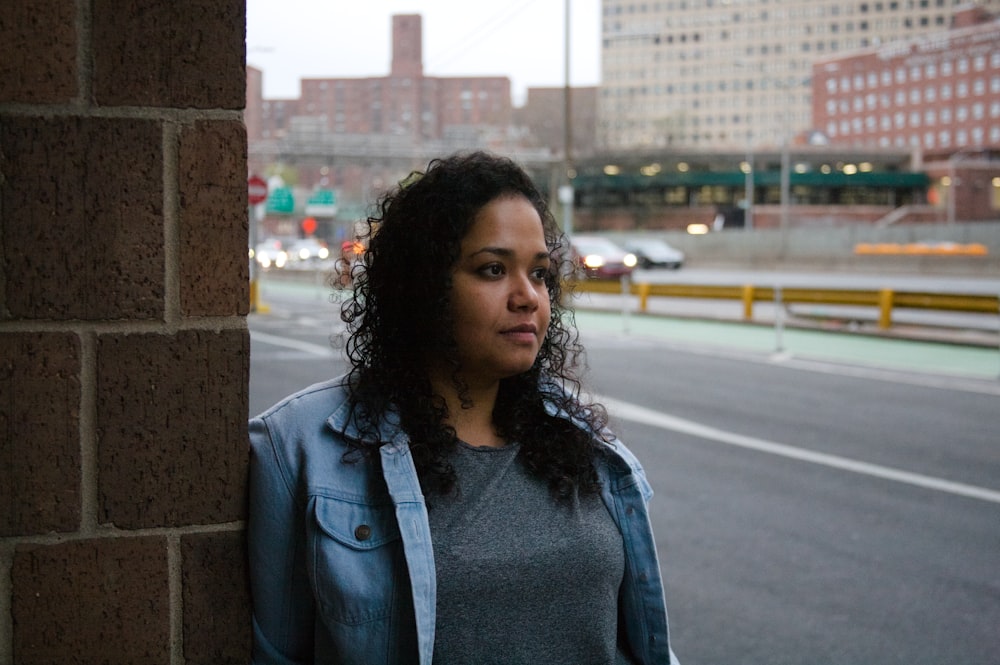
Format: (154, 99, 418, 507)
(622, 238, 685, 269)
(286, 238, 330, 265)
(253, 238, 288, 269)
(567, 235, 637, 279)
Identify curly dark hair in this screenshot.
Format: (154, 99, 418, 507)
(340, 151, 609, 498)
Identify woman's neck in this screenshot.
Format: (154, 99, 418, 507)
(429, 372, 505, 448)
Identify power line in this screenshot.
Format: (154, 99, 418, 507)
(426, 0, 544, 72)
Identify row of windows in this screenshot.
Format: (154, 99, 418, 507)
(835, 126, 1000, 149)
(603, 0, 968, 15)
(825, 53, 1000, 94)
(825, 76, 1000, 114)
(829, 101, 1000, 132)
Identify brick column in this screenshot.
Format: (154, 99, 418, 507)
(0, 2, 251, 663)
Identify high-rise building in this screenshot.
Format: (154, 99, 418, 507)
(599, 0, 1000, 151)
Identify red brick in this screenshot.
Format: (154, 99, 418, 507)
(179, 120, 250, 316)
(182, 532, 252, 663)
(0, 115, 164, 320)
(92, 0, 246, 109)
(96, 329, 249, 529)
(12, 537, 170, 665)
(0, 333, 81, 536)
(0, 1, 77, 103)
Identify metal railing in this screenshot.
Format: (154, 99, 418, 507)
(572, 279, 1000, 331)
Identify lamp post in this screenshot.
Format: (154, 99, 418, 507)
(561, 0, 574, 235)
(744, 145, 754, 231)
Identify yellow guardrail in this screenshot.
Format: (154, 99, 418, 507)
(571, 280, 1000, 330)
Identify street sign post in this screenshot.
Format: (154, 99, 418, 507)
(247, 175, 269, 312)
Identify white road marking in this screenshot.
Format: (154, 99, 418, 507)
(599, 395, 1000, 505)
(249, 328, 999, 504)
(250, 330, 335, 357)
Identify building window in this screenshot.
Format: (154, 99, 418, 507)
(925, 86, 936, 102)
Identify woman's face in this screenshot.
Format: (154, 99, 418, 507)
(446, 195, 552, 388)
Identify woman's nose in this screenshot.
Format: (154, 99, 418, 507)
(509, 273, 540, 310)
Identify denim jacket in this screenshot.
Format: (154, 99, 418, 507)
(248, 376, 678, 665)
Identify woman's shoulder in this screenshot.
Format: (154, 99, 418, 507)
(249, 374, 392, 496)
(249, 375, 355, 464)
(253, 375, 352, 423)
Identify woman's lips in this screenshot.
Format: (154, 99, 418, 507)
(501, 323, 538, 343)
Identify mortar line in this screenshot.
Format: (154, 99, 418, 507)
(167, 533, 184, 665)
(0, 543, 13, 665)
(79, 330, 99, 533)
(163, 122, 181, 326)
(76, 0, 93, 105)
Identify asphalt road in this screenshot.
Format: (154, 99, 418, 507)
(249, 280, 1000, 665)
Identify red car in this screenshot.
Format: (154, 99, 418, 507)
(568, 235, 638, 279)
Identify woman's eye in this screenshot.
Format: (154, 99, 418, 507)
(531, 267, 549, 281)
(479, 263, 504, 277)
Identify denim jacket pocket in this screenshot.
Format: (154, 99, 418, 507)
(308, 494, 404, 627)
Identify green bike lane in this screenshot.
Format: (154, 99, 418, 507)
(573, 308, 1000, 381)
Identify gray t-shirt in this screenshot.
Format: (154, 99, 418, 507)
(428, 441, 636, 665)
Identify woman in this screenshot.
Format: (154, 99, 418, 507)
(248, 151, 679, 665)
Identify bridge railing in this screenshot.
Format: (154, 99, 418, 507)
(571, 279, 1000, 331)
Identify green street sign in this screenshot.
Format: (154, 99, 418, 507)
(266, 186, 295, 214)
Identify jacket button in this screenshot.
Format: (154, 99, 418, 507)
(355, 524, 372, 541)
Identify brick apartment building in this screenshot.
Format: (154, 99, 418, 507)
(247, 14, 512, 145)
(813, 5, 1000, 154)
(813, 4, 1000, 221)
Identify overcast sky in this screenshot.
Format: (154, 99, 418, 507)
(246, 0, 602, 105)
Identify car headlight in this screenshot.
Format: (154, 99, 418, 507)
(583, 254, 605, 268)
(275, 251, 287, 268)
(624, 253, 638, 267)
(318, 247, 330, 260)
(298, 248, 310, 260)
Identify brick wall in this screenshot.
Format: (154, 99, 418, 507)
(0, 2, 251, 663)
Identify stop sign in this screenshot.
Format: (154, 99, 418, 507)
(248, 175, 268, 205)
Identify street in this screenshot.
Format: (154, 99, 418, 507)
(249, 281, 1000, 665)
